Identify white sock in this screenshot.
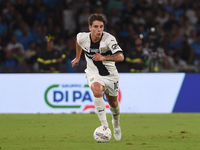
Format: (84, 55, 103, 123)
(93, 97, 108, 127)
(110, 101, 120, 128)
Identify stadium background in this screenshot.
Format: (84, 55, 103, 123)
(1, 0, 200, 73)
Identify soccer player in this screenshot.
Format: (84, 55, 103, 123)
(71, 14, 124, 141)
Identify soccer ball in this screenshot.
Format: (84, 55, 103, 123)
(93, 126, 112, 143)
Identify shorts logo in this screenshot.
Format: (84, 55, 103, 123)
(90, 77, 94, 82)
(111, 44, 119, 50)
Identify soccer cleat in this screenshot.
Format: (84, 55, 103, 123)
(112, 120, 122, 141)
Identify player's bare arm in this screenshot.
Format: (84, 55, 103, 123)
(92, 51, 124, 62)
(71, 41, 82, 67)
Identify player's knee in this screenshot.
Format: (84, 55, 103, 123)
(92, 86, 103, 97)
(107, 97, 118, 108)
(109, 101, 118, 108)
(91, 83, 104, 98)
(93, 90, 102, 98)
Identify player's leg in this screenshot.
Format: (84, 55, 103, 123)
(105, 94, 122, 141)
(106, 94, 120, 127)
(91, 82, 108, 127)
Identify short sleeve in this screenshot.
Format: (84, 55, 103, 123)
(107, 36, 122, 54)
(77, 32, 87, 46)
(76, 33, 82, 46)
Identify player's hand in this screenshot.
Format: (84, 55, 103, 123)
(71, 57, 79, 67)
(92, 52, 105, 61)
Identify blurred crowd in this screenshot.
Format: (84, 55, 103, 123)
(0, 0, 200, 73)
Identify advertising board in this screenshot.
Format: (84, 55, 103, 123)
(0, 73, 199, 113)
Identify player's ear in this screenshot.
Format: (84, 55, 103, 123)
(89, 25, 92, 31)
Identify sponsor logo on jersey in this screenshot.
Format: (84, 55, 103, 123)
(84, 47, 106, 54)
(90, 48, 100, 53)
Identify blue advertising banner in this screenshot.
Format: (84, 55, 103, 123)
(173, 74, 200, 112)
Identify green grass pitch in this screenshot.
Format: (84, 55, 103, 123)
(1, 113, 200, 150)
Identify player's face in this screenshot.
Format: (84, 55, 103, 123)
(89, 20, 104, 39)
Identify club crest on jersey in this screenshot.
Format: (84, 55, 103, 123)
(100, 47, 106, 53)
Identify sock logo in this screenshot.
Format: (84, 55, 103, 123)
(98, 108, 105, 112)
(113, 113, 119, 116)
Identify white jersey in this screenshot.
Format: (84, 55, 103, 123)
(77, 31, 123, 76)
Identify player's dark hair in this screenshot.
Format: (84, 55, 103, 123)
(88, 13, 105, 26)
